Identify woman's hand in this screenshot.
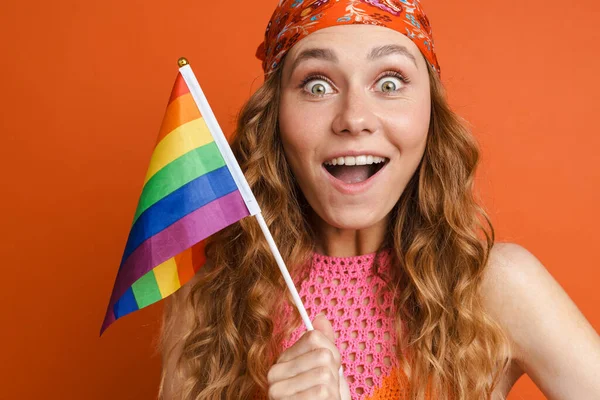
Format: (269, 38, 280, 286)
(267, 313, 351, 400)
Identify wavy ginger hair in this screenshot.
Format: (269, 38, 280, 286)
(158, 61, 512, 399)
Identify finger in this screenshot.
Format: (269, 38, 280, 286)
(268, 347, 340, 385)
(287, 384, 338, 400)
(268, 365, 338, 399)
(312, 313, 336, 344)
(277, 329, 341, 367)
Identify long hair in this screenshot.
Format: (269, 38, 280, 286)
(158, 62, 511, 399)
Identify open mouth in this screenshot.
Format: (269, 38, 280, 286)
(323, 157, 389, 184)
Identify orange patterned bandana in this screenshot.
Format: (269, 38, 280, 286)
(256, 0, 440, 75)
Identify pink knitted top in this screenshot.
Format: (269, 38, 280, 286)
(278, 249, 414, 400)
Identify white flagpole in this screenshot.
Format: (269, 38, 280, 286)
(179, 60, 259, 216)
(177, 58, 314, 331)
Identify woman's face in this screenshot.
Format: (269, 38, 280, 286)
(279, 25, 431, 232)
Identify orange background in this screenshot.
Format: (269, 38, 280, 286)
(1, 0, 598, 399)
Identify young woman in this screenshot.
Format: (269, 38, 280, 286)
(159, 1, 600, 399)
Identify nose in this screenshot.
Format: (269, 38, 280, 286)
(331, 86, 379, 136)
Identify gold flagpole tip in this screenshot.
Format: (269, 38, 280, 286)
(177, 57, 189, 67)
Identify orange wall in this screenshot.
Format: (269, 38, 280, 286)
(1, 1, 598, 399)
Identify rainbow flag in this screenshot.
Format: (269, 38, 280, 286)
(100, 59, 259, 335)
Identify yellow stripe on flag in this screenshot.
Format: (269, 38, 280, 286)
(153, 257, 181, 298)
(144, 118, 214, 184)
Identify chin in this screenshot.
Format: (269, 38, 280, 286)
(316, 206, 389, 231)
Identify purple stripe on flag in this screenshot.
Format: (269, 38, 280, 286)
(101, 310, 116, 335)
(102, 190, 249, 332)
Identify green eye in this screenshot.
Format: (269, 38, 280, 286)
(311, 83, 327, 95)
(381, 80, 397, 92)
(377, 73, 405, 93)
(303, 76, 332, 96)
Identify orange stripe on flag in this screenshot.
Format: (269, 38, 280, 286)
(156, 93, 201, 143)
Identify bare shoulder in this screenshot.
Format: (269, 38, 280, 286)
(480, 242, 584, 359)
(478, 243, 534, 394)
(480, 242, 546, 327)
(480, 242, 600, 399)
(483, 242, 543, 289)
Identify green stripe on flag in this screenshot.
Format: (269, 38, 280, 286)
(131, 270, 163, 309)
(133, 141, 225, 223)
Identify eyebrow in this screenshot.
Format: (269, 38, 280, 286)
(289, 48, 338, 75)
(288, 44, 418, 76)
(368, 44, 417, 66)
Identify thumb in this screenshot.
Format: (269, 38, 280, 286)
(312, 312, 336, 344)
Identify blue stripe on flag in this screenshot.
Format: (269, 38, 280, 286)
(114, 287, 139, 319)
(121, 165, 237, 263)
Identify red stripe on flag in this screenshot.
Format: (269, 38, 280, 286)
(190, 240, 207, 273)
(175, 241, 207, 285)
(168, 73, 190, 104)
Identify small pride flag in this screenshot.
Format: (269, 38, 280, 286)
(100, 58, 260, 334)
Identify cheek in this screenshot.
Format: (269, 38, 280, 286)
(279, 94, 329, 139)
(278, 101, 314, 182)
(278, 94, 331, 169)
(279, 104, 302, 166)
(388, 102, 431, 154)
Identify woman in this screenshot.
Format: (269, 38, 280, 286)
(160, 1, 600, 399)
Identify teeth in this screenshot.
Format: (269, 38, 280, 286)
(324, 155, 387, 166)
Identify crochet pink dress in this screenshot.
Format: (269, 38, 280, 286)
(278, 250, 413, 400)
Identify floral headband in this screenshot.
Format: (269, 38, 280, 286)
(256, 0, 440, 75)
